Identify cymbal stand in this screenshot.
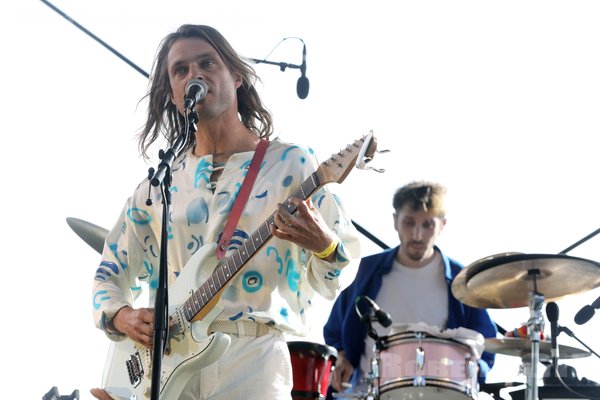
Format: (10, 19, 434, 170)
(526, 269, 545, 400)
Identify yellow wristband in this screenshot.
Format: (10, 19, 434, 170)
(314, 238, 338, 259)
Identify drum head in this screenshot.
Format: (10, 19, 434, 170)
(287, 341, 338, 360)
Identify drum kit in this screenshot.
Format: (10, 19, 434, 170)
(67, 218, 600, 400)
(322, 252, 600, 400)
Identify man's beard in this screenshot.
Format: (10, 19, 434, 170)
(406, 242, 427, 261)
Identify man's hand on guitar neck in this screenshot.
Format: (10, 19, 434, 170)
(113, 306, 155, 348)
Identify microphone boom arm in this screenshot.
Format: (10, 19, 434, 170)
(250, 58, 301, 72)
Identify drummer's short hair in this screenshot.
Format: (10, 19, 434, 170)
(393, 181, 447, 217)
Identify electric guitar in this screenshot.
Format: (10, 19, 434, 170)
(99, 133, 379, 400)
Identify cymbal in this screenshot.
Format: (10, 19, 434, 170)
(452, 252, 600, 308)
(66, 217, 108, 255)
(485, 338, 590, 360)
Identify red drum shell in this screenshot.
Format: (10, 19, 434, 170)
(288, 341, 338, 399)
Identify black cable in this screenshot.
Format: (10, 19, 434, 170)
(40, 0, 149, 78)
(559, 226, 600, 254)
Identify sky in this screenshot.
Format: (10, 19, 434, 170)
(3, 1, 600, 399)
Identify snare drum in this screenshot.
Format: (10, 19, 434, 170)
(288, 341, 338, 399)
(377, 331, 479, 400)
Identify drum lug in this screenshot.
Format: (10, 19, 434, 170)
(414, 344, 426, 387)
(466, 358, 477, 379)
(416, 346, 425, 371)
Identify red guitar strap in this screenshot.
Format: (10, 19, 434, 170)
(217, 139, 269, 260)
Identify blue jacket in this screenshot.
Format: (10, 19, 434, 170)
(323, 246, 497, 383)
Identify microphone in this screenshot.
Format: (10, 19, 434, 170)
(546, 301, 560, 377)
(183, 79, 208, 109)
(296, 43, 309, 99)
(574, 295, 600, 325)
(362, 296, 392, 328)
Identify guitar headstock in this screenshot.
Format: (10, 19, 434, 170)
(317, 132, 379, 185)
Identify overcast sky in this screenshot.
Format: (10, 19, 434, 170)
(3, 1, 600, 399)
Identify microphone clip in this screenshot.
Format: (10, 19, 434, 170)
(355, 296, 393, 328)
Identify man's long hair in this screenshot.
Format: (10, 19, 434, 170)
(137, 24, 273, 158)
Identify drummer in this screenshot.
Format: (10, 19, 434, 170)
(323, 180, 498, 398)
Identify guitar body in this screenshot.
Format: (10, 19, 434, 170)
(101, 244, 231, 400)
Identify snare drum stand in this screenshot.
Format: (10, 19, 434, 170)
(362, 315, 387, 400)
(525, 269, 545, 400)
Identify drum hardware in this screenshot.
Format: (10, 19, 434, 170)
(366, 349, 380, 400)
(527, 284, 544, 400)
(452, 252, 600, 400)
(466, 357, 478, 397)
(355, 295, 392, 351)
(414, 339, 426, 387)
(355, 294, 390, 397)
(332, 296, 394, 400)
(330, 368, 378, 400)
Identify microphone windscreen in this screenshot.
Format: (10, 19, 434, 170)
(296, 76, 309, 99)
(546, 302, 559, 323)
(574, 305, 595, 325)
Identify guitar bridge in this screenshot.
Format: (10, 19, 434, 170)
(126, 351, 144, 388)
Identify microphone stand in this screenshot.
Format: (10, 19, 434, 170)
(525, 277, 545, 400)
(548, 327, 600, 400)
(358, 314, 384, 400)
(543, 324, 600, 400)
(147, 110, 198, 400)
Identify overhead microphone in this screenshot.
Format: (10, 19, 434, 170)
(574, 294, 600, 325)
(361, 296, 393, 328)
(296, 43, 309, 99)
(183, 79, 208, 109)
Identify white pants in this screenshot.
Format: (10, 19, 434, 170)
(179, 333, 293, 400)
